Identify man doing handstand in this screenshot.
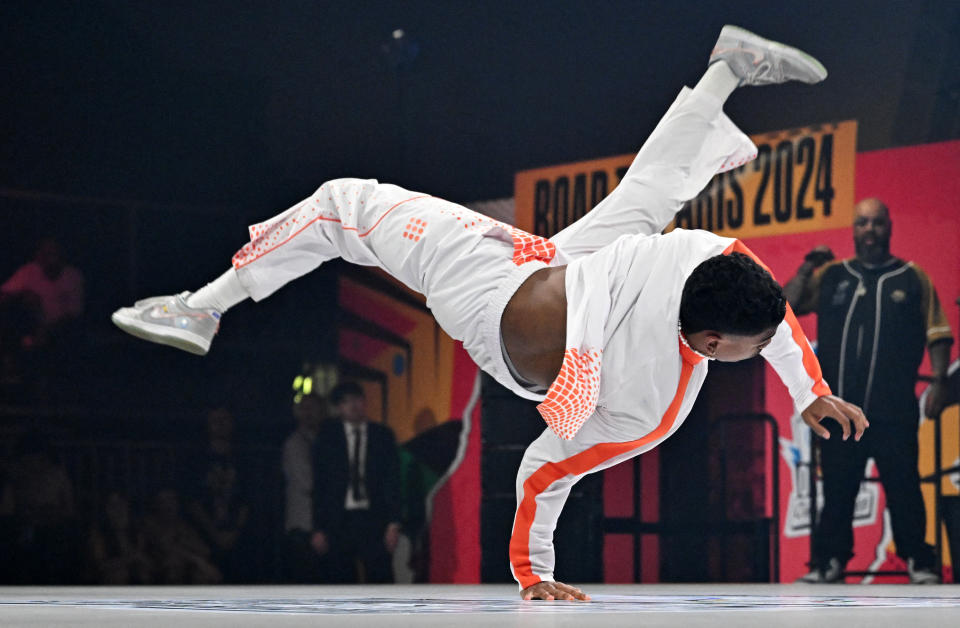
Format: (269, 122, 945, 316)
(113, 26, 868, 600)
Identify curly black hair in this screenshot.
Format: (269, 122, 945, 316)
(679, 252, 786, 335)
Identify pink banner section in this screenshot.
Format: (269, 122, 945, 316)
(746, 140, 960, 583)
(428, 344, 481, 583)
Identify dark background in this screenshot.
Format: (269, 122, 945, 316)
(2, 1, 956, 362)
(0, 0, 957, 584)
(3, 1, 957, 207)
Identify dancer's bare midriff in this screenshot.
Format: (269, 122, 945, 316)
(500, 266, 567, 390)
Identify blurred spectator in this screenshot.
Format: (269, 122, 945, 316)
(0, 429, 80, 583)
(185, 407, 250, 582)
(0, 238, 84, 349)
(0, 238, 84, 400)
(785, 198, 953, 584)
(86, 491, 153, 584)
(311, 382, 401, 583)
(281, 392, 328, 582)
(142, 488, 221, 584)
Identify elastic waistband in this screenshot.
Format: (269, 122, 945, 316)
(480, 260, 550, 402)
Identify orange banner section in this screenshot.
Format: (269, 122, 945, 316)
(514, 120, 857, 240)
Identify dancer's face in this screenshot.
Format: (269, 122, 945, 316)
(688, 327, 778, 362)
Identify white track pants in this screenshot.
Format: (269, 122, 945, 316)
(230, 87, 753, 404)
(232, 180, 552, 400)
(550, 87, 755, 261)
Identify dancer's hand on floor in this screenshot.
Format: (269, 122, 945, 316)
(521, 581, 590, 601)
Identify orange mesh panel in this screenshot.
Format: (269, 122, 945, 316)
(505, 227, 557, 266)
(536, 348, 602, 440)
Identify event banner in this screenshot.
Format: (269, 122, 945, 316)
(514, 120, 856, 240)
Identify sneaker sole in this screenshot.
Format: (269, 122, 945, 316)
(718, 24, 828, 83)
(909, 575, 941, 584)
(111, 310, 211, 356)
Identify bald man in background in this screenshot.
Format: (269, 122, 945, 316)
(784, 198, 953, 584)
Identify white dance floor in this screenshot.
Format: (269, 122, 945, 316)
(2, 584, 960, 627)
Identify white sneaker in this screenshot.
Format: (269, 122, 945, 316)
(907, 558, 940, 584)
(796, 557, 843, 583)
(111, 292, 220, 356)
(710, 25, 828, 86)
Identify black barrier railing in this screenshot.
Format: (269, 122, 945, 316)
(603, 413, 780, 582)
(919, 359, 960, 579)
(714, 413, 780, 582)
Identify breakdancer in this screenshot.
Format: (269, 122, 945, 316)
(113, 26, 867, 600)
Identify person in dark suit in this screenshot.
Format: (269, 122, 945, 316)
(310, 382, 401, 583)
(785, 198, 953, 584)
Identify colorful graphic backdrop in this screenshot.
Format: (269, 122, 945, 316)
(515, 133, 960, 583)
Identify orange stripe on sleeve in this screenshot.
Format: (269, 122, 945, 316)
(509, 341, 698, 589)
(721, 240, 829, 397)
(784, 304, 830, 397)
